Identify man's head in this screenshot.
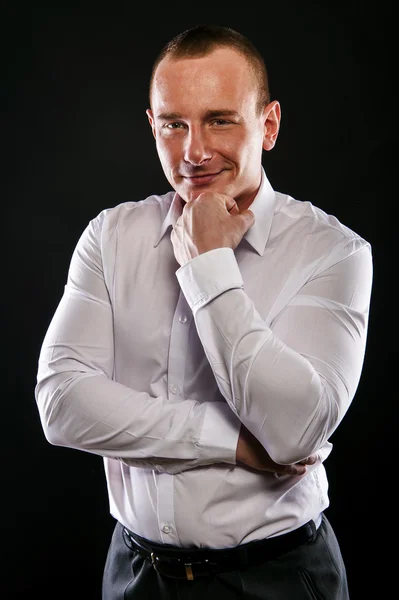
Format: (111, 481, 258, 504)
(147, 25, 281, 208)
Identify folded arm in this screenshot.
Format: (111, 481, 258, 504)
(35, 216, 241, 474)
(176, 243, 373, 465)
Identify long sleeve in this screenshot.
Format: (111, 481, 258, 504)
(176, 242, 373, 465)
(35, 214, 240, 474)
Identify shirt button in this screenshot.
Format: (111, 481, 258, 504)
(162, 524, 171, 534)
(179, 314, 187, 324)
(170, 384, 179, 395)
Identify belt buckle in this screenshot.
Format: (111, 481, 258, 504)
(151, 552, 194, 580)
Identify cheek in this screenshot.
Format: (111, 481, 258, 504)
(235, 132, 263, 162)
(219, 130, 252, 160)
(156, 138, 180, 167)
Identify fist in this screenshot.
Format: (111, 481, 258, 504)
(171, 192, 255, 266)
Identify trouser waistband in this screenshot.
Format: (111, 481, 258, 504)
(122, 517, 321, 581)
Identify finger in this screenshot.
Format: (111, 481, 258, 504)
(241, 209, 255, 227)
(274, 464, 307, 478)
(297, 454, 318, 466)
(289, 464, 307, 475)
(228, 204, 240, 215)
(225, 196, 237, 212)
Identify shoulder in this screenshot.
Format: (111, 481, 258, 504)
(87, 190, 175, 241)
(273, 191, 371, 270)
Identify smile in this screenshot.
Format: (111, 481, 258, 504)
(183, 172, 222, 186)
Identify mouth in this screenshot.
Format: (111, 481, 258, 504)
(182, 171, 222, 186)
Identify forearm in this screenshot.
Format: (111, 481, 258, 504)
(36, 369, 240, 473)
(177, 245, 372, 464)
(194, 293, 334, 463)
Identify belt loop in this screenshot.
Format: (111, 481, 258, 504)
(185, 564, 194, 580)
(122, 527, 135, 551)
(308, 520, 317, 542)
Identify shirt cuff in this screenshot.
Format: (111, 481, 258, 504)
(176, 248, 243, 314)
(197, 401, 241, 465)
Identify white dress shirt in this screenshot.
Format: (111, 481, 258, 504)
(35, 168, 373, 548)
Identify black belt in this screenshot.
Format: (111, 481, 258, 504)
(122, 519, 318, 580)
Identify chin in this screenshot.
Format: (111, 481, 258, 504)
(185, 184, 231, 203)
(176, 187, 200, 204)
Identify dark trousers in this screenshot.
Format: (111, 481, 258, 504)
(102, 514, 349, 599)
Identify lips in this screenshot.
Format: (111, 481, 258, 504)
(182, 171, 222, 185)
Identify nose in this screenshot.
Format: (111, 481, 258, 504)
(183, 126, 212, 166)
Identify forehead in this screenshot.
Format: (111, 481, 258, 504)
(151, 48, 258, 113)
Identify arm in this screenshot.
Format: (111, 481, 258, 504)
(176, 242, 373, 465)
(35, 213, 241, 475)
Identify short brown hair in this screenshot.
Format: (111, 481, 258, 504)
(149, 24, 270, 115)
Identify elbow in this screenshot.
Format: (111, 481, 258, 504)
(35, 378, 77, 449)
(269, 442, 320, 466)
(265, 389, 343, 465)
(36, 402, 73, 449)
(40, 422, 68, 448)
(267, 432, 330, 465)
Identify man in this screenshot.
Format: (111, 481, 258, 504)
(35, 25, 373, 599)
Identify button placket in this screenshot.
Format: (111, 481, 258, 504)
(167, 292, 192, 401)
(157, 473, 178, 543)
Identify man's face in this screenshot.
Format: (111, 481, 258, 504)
(147, 48, 280, 208)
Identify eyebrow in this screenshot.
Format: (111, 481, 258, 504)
(155, 109, 241, 121)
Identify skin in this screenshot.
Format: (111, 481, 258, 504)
(147, 47, 317, 475)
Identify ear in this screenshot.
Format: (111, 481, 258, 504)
(146, 109, 156, 139)
(262, 100, 281, 151)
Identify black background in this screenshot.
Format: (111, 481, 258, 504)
(4, 3, 393, 599)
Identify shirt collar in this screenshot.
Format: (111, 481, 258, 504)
(153, 167, 276, 256)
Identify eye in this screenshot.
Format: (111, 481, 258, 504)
(212, 119, 230, 126)
(165, 122, 185, 129)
